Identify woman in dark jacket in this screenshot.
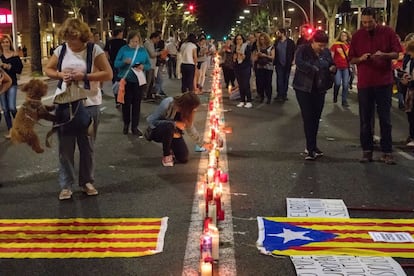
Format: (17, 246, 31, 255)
(293, 30, 336, 160)
(0, 34, 23, 138)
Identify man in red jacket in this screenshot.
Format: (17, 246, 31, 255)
(349, 7, 402, 164)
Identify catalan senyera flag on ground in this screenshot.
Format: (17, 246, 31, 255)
(257, 217, 414, 258)
(0, 217, 168, 258)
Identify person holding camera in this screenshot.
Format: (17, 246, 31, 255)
(115, 31, 151, 136)
(255, 32, 275, 104)
(349, 7, 402, 164)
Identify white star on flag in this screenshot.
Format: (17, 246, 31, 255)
(268, 228, 314, 244)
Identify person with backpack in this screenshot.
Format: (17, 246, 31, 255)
(44, 18, 112, 200)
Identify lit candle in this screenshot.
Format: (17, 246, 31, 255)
(219, 172, 228, 183)
(200, 232, 212, 261)
(209, 226, 219, 260)
(207, 168, 215, 183)
(208, 200, 217, 226)
(200, 261, 212, 276)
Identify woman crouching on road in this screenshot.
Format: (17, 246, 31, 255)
(146, 92, 212, 167)
(293, 30, 336, 160)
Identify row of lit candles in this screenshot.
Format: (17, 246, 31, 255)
(199, 57, 228, 276)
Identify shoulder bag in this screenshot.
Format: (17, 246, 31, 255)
(116, 46, 139, 104)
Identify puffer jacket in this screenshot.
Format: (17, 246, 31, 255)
(293, 44, 335, 93)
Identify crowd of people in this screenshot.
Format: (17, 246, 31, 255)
(1, 7, 414, 200)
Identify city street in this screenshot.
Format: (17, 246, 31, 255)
(1, 68, 414, 275)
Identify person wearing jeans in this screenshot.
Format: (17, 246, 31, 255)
(330, 31, 351, 107)
(0, 34, 23, 138)
(0, 85, 17, 135)
(146, 92, 212, 167)
(349, 7, 402, 164)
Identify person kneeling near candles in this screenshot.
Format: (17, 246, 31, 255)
(146, 92, 212, 167)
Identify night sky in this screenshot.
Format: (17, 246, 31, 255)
(195, 0, 244, 40)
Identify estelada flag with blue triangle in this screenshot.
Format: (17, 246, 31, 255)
(257, 217, 414, 258)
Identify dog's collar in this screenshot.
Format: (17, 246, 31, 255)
(25, 97, 43, 103)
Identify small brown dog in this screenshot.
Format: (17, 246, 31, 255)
(11, 79, 56, 153)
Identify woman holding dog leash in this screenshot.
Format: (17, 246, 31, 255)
(45, 18, 112, 200)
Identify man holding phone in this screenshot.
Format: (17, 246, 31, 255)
(349, 7, 402, 164)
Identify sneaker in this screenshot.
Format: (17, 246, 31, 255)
(407, 140, 414, 147)
(132, 128, 144, 138)
(304, 151, 316, 161)
(162, 155, 174, 167)
(359, 151, 373, 163)
(236, 102, 245, 107)
(82, 183, 98, 196)
(342, 102, 350, 107)
(380, 153, 396, 165)
(244, 102, 253, 108)
(304, 148, 324, 157)
(4, 129, 11, 139)
(59, 189, 73, 200)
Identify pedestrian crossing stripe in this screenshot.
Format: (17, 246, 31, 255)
(0, 217, 168, 258)
(257, 217, 414, 258)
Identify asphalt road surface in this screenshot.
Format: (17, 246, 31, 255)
(1, 69, 413, 275)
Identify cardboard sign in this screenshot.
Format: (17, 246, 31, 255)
(286, 198, 349, 218)
(291, 256, 406, 276)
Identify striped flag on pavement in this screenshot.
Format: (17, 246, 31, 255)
(257, 217, 414, 258)
(0, 217, 168, 258)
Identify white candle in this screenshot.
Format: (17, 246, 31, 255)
(207, 168, 215, 183)
(208, 201, 217, 226)
(209, 226, 219, 260)
(200, 261, 212, 276)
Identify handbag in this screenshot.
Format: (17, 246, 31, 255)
(116, 47, 140, 104)
(116, 78, 126, 104)
(55, 99, 91, 135)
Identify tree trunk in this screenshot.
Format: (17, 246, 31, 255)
(29, 0, 43, 76)
(328, 15, 336, 45)
(389, 0, 399, 30)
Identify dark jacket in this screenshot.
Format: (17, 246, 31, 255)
(273, 38, 296, 67)
(402, 54, 414, 90)
(293, 44, 335, 93)
(1, 55, 23, 86)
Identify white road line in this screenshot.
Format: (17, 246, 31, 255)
(182, 83, 236, 275)
(396, 149, 414, 160)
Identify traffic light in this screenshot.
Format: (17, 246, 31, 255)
(188, 3, 195, 12)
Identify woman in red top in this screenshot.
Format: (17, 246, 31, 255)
(330, 31, 351, 107)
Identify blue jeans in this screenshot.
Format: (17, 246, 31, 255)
(58, 105, 99, 189)
(333, 68, 350, 104)
(0, 85, 18, 129)
(358, 85, 393, 153)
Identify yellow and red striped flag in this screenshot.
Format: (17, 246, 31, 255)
(257, 217, 414, 258)
(0, 217, 168, 258)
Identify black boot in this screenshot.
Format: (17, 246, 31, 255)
(123, 125, 129, 135)
(333, 91, 338, 103)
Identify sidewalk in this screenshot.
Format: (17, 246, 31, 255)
(17, 58, 50, 87)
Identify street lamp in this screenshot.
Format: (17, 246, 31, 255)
(37, 2, 55, 48)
